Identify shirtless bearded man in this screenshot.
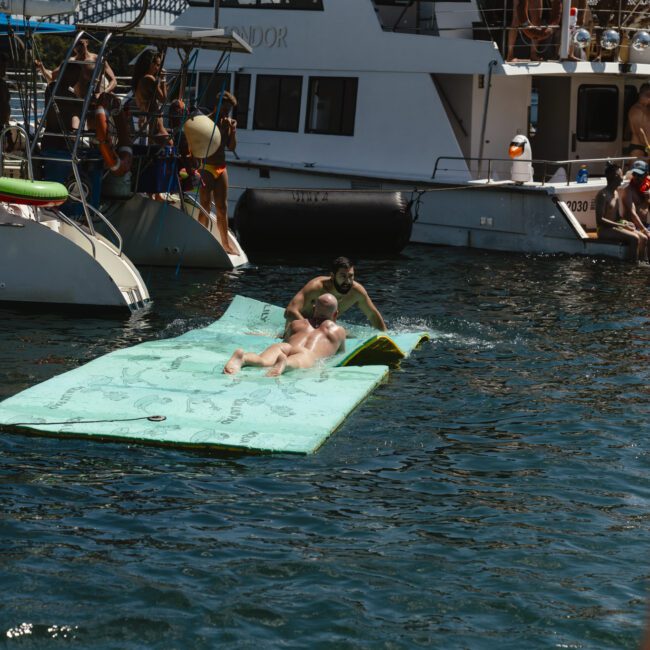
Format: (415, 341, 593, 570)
(284, 256, 386, 332)
(224, 293, 346, 377)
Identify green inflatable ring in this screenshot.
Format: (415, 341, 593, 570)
(0, 176, 68, 207)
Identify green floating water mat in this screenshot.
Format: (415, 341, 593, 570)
(0, 296, 429, 454)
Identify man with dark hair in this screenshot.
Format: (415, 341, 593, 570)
(225, 293, 346, 376)
(596, 161, 648, 262)
(284, 256, 387, 332)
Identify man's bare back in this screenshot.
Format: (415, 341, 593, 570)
(283, 317, 345, 358)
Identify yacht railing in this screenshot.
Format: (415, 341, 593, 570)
(0, 124, 33, 179)
(433, 155, 640, 185)
(0, 125, 106, 259)
(181, 192, 217, 231)
(51, 207, 97, 259)
(67, 194, 124, 256)
(371, 0, 649, 63)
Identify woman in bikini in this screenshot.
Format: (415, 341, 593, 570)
(198, 90, 238, 254)
(132, 49, 170, 145)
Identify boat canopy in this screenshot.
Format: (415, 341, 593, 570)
(75, 23, 252, 54)
(0, 16, 76, 34)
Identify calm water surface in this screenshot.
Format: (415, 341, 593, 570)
(2, 245, 650, 649)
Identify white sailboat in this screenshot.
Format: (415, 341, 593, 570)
(73, 23, 252, 269)
(0, 16, 151, 310)
(167, 0, 650, 260)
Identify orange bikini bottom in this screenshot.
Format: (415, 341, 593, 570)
(202, 164, 226, 180)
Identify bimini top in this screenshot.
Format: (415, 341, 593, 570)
(0, 16, 76, 34)
(75, 23, 252, 53)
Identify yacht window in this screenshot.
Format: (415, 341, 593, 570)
(234, 73, 251, 130)
(253, 74, 302, 132)
(188, 0, 323, 8)
(576, 85, 618, 142)
(372, 0, 440, 34)
(197, 72, 231, 114)
(306, 77, 358, 136)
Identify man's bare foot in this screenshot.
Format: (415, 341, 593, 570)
(266, 353, 287, 377)
(224, 348, 245, 374)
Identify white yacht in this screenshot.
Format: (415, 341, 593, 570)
(169, 0, 650, 259)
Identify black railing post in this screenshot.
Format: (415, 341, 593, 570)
(214, 0, 221, 28)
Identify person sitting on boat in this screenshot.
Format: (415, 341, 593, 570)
(284, 256, 387, 333)
(617, 160, 650, 260)
(198, 90, 238, 254)
(595, 162, 648, 263)
(626, 85, 650, 160)
(224, 293, 346, 377)
(131, 49, 170, 146)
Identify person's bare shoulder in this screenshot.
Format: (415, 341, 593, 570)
(350, 280, 371, 300)
(629, 103, 643, 121)
(305, 276, 328, 291)
(324, 321, 346, 339)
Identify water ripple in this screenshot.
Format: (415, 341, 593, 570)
(3, 247, 650, 648)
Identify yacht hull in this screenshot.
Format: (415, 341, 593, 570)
(226, 163, 627, 260)
(102, 194, 248, 269)
(0, 209, 150, 310)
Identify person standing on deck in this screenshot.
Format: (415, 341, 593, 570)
(132, 49, 170, 145)
(285, 256, 387, 332)
(626, 85, 650, 160)
(595, 162, 647, 263)
(198, 90, 238, 254)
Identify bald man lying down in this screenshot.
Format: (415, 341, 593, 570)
(224, 293, 346, 377)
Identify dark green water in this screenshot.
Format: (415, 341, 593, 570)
(2, 245, 650, 648)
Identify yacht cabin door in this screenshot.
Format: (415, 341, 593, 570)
(569, 76, 625, 174)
